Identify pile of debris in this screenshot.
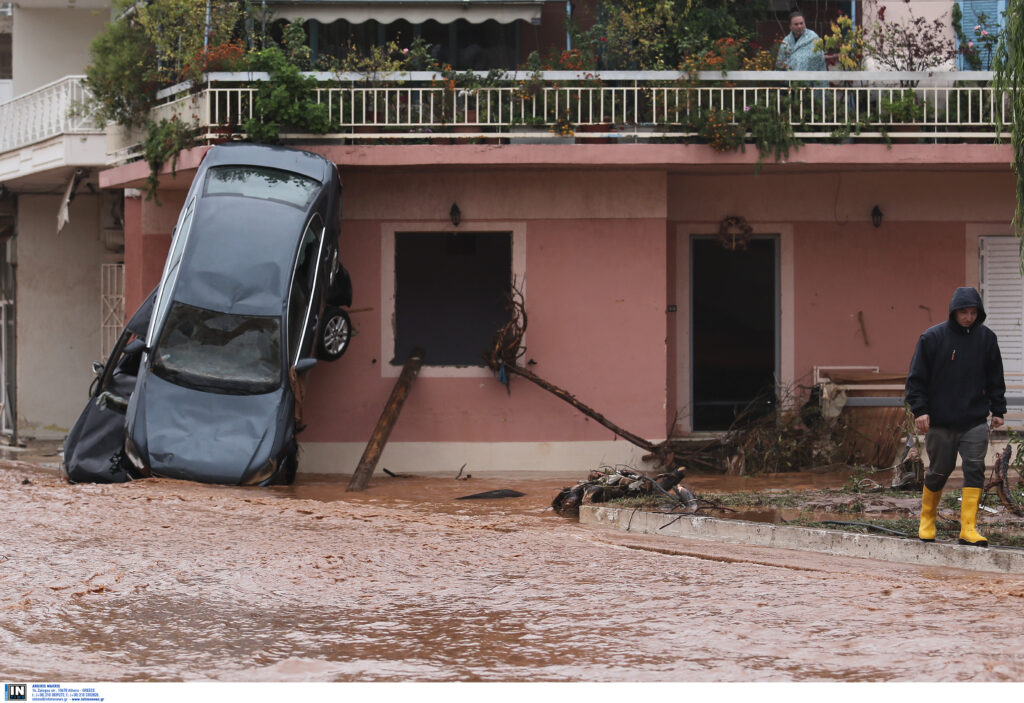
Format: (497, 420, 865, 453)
(552, 465, 699, 518)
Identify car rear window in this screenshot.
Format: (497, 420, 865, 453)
(205, 166, 320, 207)
(152, 301, 282, 395)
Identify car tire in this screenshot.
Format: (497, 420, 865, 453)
(317, 306, 351, 361)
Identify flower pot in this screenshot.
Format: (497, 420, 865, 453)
(575, 121, 615, 144)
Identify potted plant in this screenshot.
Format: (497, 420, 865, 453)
(880, 89, 925, 123)
(814, 12, 865, 70)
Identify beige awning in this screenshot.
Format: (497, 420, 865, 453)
(267, 0, 545, 25)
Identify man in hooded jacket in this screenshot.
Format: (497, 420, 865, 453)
(905, 286, 1006, 546)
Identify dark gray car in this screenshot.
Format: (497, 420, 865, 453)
(124, 144, 351, 485)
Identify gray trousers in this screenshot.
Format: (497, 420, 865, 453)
(924, 423, 988, 491)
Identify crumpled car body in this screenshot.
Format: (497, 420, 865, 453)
(125, 143, 351, 485)
(61, 289, 156, 484)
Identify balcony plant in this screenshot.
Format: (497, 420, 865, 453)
(243, 21, 331, 143)
(814, 12, 865, 70)
(953, 3, 1001, 71)
(880, 89, 924, 123)
(863, 2, 957, 75)
(570, 0, 763, 71)
(439, 66, 507, 127)
(697, 108, 744, 152)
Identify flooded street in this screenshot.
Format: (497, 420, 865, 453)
(3, 459, 1024, 682)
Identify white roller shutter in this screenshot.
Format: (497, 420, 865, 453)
(980, 236, 1024, 423)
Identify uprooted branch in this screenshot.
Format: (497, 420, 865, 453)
(484, 280, 678, 471)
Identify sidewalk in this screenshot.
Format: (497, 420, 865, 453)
(580, 505, 1024, 574)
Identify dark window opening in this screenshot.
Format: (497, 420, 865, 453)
(394, 231, 512, 366)
(0, 33, 11, 80)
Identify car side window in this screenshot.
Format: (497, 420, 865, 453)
(149, 199, 196, 343)
(288, 214, 325, 363)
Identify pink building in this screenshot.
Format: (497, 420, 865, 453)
(100, 136, 1019, 474)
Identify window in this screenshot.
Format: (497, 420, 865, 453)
(0, 33, 11, 81)
(393, 231, 512, 367)
(152, 301, 282, 395)
(287, 215, 325, 364)
(149, 199, 196, 343)
(957, 0, 1005, 70)
(205, 166, 320, 208)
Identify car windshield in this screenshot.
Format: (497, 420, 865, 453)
(151, 302, 282, 395)
(205, 166, 320, 207)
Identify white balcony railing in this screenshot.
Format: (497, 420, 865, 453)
(0, 76, 104, 153)
(144, 70, 1007, 146)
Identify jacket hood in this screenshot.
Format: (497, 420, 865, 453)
(948, 286, 986, 328)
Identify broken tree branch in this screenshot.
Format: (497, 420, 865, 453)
(484, 279, 681, 471)
(503, 363, 657, 454)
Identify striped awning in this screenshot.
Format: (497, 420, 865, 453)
(267, 0, 545, 25)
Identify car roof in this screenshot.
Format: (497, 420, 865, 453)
(200, 143, 334, 183)
(171, 194, 311, 317)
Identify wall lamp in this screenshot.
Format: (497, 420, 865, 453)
(449, 202, 461, 227)
(871, 205, 883, 228)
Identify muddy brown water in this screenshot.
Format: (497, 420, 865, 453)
(3, 461, 1024, 682)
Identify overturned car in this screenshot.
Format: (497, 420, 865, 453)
(67, 144, 352, 486)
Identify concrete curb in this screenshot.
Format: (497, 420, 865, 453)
(579, 505, 1024, 574)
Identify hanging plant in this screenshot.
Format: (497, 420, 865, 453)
(142, 116, 196, 204)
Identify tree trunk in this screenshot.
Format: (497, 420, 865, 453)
(347, 348, 425, 492)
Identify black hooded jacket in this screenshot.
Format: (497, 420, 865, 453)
(905, 287, 1006, 431)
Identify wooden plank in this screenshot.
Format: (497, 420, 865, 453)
(346, 347, 425, 492)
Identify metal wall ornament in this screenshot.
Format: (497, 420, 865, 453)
(717, 216, 753, 251)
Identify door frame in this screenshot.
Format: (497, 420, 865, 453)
(673, 223, 795, 434)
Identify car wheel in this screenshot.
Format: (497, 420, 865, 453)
(317, 306, 351, 361)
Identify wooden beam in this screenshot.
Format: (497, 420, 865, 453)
(346, 347, 425, 492)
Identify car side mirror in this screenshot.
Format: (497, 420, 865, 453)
(294, 358, 318, 374)
(124, 338, 148, 355)
(91, 361, 104, 376)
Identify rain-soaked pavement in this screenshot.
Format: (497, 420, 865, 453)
(3, 455, 1024, 682)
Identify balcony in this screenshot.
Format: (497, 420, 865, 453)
(0, 75, 106, 184)
(118, 69, 1007, 160)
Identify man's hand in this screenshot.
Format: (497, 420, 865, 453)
(992, 416, 1005, 430)
(914, 414, 930, 434)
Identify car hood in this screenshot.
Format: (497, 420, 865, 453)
(130, 370, 290, 484)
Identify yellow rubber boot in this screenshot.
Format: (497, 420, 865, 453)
(958, 487, 989, 547)
(919, 486, 942, 542)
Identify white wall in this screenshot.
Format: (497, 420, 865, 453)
(16, 193, 106, 438)
(11, 8, 107, 95)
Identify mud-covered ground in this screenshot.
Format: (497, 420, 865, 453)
(3, 458, 1024, 682)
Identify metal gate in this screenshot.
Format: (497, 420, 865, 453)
(101, 263, 125, 359)
(0, 235, 14, 436)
